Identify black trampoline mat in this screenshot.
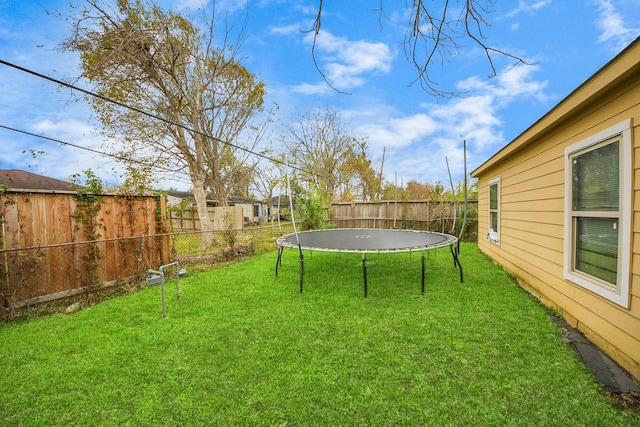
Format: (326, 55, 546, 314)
(277, 228, 456, 252)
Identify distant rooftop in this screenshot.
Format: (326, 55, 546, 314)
(0, 169, 77, 192)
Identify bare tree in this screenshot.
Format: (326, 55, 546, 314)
(283, 107, 368, 201)
(310, 0, 530, 96)
(63, 0, 267, 246)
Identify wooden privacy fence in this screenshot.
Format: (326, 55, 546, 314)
(0, 190, 170, 316)
(330, 200, 478, 236)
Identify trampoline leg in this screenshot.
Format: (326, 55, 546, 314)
(449, 245, 456, 267)
(450, 244, 463, 283)
(275, 245, 284, 277)
(362, 253, 368, 298)
(421, 251, 426, 295)
(298, 244, 304, 293)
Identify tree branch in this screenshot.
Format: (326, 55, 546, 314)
(311, 0, 533, 97)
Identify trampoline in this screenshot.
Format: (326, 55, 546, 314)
(275, 228, 462, 297)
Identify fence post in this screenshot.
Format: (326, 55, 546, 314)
(352, 201, 356, 228)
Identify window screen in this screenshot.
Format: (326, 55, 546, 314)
(570, 139, 620, 286)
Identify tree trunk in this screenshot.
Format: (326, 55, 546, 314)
(213, 180, 228, 207)
(192, 182, 214, 248)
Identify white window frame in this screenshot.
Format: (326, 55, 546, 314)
(563, 119, 632, 308)
(488, 178, 500, 244)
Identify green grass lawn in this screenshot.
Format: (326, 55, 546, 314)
(1, 243, 637, 426)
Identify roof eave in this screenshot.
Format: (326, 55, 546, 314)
(471, 36, 640, 178)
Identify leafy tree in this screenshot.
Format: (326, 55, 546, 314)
(430, 180, 447, 201)
(295, 188, 334, 230)
(116, 165, 157, 197)
(446, 178, 478, 202)
(405, 180, 432, 200)
(63, 0, 267, 246)
(380, 182, 409, 201)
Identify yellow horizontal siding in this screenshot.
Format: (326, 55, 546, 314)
(503, 197, 565, 214)
(631, 274, 640, 298)
(501, 210, 564, 225)
(502, 156, 564, 187)
(506, 179, 564, 202)
(505, 225, 564, 252)
(473, 62, 640, 378)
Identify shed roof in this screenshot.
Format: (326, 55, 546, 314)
(270, 195, 291, 206)
(0, 169, 77, 192)
(471, 36, 640, 178)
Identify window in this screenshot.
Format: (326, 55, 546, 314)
(488, 178, 500, 243)
(564, 119, 631, 308)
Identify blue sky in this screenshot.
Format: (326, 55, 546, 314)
(1, 0, 639, 193)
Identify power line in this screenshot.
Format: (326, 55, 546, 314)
(0, 58, 312, 176)
(0, 124, 261, 191)
(0, 124, 182, 174)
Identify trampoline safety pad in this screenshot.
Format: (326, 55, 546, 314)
(276, 228, 456, 253)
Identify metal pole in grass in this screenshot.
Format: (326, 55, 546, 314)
(147, 268, 167, 317)
(149, 261, 184, 318)
(160, 272, 166, 317)
(277, 192, 282, 236)
(362, 253, 368, 298)
(457, 140, 469, 243)
(284, 155, 304, 293)
(445, 156, 457, 235)
(275, 188, 285, 276)
(452, 140, 468, 283)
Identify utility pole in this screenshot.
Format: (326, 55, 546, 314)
(376, 147, 385, 200)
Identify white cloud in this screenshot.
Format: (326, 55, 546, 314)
(505, 0, 552, 18)
(269, 23, 303, 36)
(346, 63, 548, 184)
(301, 30, 394, 91)
(356, 114, 439, 151)
(457, 65, 548, 107)
(290, 82, 333, 95)
(18, 118, 124, 184)
(32, 119, 98, 144)
(592, 0, 640, 53)
(427, 95, 503, 156)
(173, 0, 245, 14)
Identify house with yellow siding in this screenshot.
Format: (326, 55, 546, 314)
(471, 36, 640, 380)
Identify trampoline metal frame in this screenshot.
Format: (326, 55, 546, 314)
(275, 228, 463, 297)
